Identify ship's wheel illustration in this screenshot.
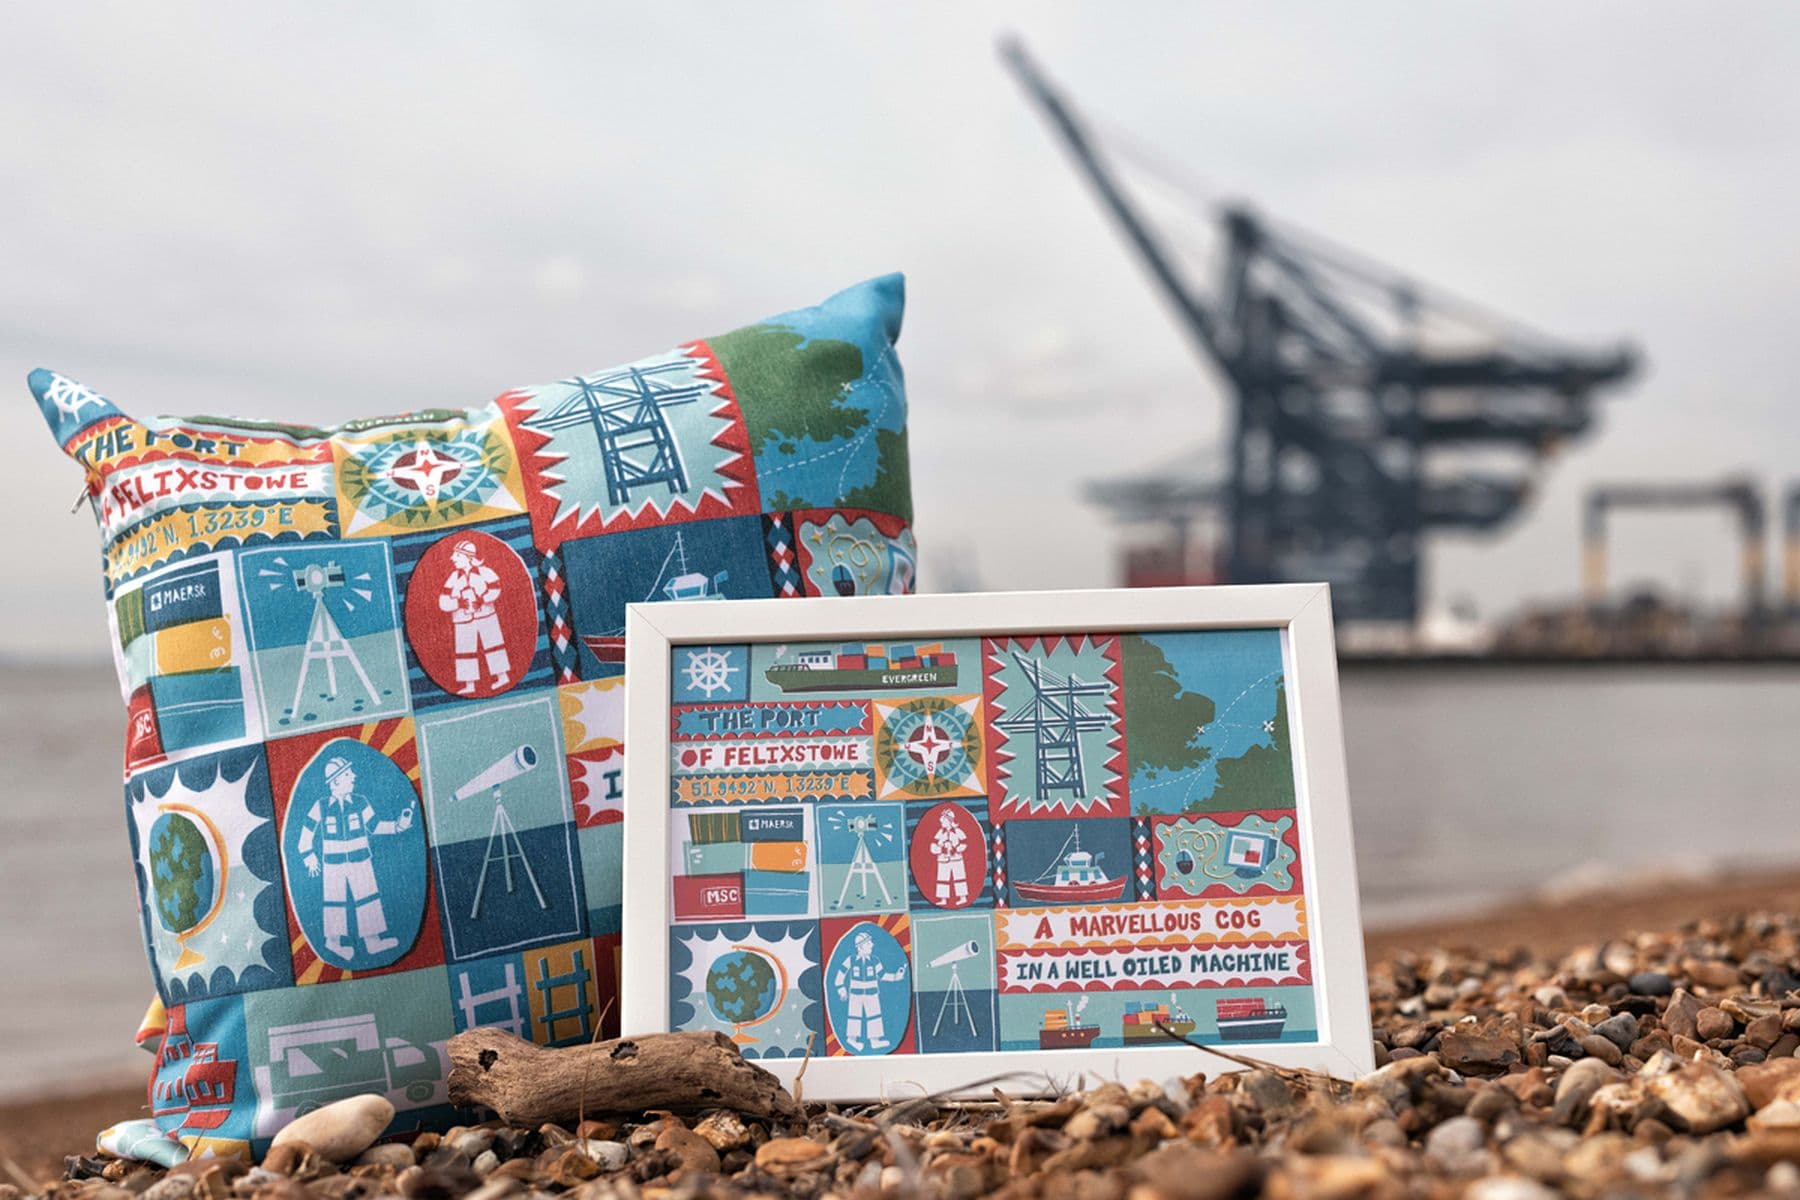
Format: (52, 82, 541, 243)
(682, 648, 738, 698)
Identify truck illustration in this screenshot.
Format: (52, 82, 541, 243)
(252, 1013, 449, 1136)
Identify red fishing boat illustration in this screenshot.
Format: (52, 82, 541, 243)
(1012, 826, 1126, 904)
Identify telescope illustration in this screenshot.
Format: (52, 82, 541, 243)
(929, 940, 981, 1038)
(453, 745, 546, 920)
(287, 559, 376, 715)
(928, 940, 981, 969)
(453, 745, 539, 803)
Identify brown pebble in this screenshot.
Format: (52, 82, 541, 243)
(1696, 1006, 1735, 1041)
(1578, 1034, 1623, 1066)
(754, 1137, 829, 1174)
(653, 1127, 720, 1175)
(1748, 1013, 1785, 1050)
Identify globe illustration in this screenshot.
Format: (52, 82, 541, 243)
(705, 948, 780, 1035)
(148, 811, 217, 936)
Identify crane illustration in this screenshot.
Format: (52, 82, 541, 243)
(992, 651, 1110, 800)
(524, 362, 710, 507)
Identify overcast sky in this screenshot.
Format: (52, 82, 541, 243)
(4, 2, 1798, 658)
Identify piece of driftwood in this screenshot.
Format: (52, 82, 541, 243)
(447, 1027, 801, 1124)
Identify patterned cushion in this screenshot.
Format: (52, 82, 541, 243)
(29, 275, 914, 1155)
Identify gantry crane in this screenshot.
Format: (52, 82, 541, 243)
(1003, 39, 1639, 623)
(1582, 479, 1767, 615)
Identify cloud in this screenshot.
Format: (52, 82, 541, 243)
(3, 1, 1799, 657)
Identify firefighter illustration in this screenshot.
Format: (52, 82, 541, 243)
(296, 757, 415, 960)
(929, 809, 970, 906)
(832, 928, 908, 1051)
(438, 539, 511, 694)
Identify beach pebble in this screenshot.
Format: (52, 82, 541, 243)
(1465, 1177, 1560, 1200)
(755, 1137, 829, 1173)
(654, 1126, 720, 1174)
(1629, 971, 1673, 996)
(269, 1094, 395, 1163)
(1594, 1012, 1639, 1050)
(1553, 1057, 1617, 1125)
(1425, 1116, 1487, 1172)
(1695, 1007, 1735, 1042)
(354, 1143, 415, 1169)
(1647, 1062, 1749, 1133)
(576, 1140, 627, 1171)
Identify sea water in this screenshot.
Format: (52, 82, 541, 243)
(3, 660, 1797, 1098)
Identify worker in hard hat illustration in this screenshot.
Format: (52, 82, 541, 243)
(295, 756, 415, 961)
(929, 808, 970, 906)
(438, 538, 510, 695)
(832, 928, 908, 1051)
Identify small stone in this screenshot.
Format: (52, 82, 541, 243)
(1629, 971, 1674, 997)
(461, 1181, 520, 1200)
(691, 1112, 751, 1152)
(1724, 996, 1782, 1023)
(1466, 1178, 1560, 1200)
(1646, 1062, 1749, 1133)
(754, 1137, 829, 1173)
(1748, 1013, 1785, 1050)
(1594, 1012, 1640, 1051)
(1686, 959, 1742, 990)
(268, 1095, 393, 1163)
(1578, 1033, 1623, 1066)
(577, 1140, 628, 1171)
(1534, 985, 1570, 1011)
(451, 1130, 493, 1160)
(353, 1144, 414, 1169)
(1695, 1006, 1735, 1042)
(1238, 1069, 1293, 1113)
(653, 1127, 719, 1175)
(471, 1151, 499, 1178)
(1663, 989, 1702, 1040)
(1425, 1115, 1487, 1172)
(1552, 1057, 1617, 1126)
(1439, 1027, 1521, 1074)
(259, 1142, 318, 1178)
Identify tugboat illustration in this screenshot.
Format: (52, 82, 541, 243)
(1012, 827, 1126, 905)
(1121, 996, 1196, 1043)
(150, 1007, 237, 1131)
(580, 530, 728, 665)
(764, 642, 958, 693)
(1039, 996, 1101, 1049)
(1215, 996, 1289, 1042)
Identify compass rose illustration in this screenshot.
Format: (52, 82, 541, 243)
(903, 717, 953, 777)
(874, 696, 982, 799)
(386, 440, 466, 500)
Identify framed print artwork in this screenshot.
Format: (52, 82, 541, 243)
(620, 585, 1372, 1099)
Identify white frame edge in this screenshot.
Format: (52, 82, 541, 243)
(622, 584, 1374, 1098)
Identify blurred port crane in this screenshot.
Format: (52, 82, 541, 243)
(1003, 39, 1639, 624)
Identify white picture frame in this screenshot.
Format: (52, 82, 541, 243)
(621, 584, 1372, 1099)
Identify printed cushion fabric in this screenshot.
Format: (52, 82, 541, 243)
(28, 275, 914, 1156)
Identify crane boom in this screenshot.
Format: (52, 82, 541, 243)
(1002, 38, 1640, 622)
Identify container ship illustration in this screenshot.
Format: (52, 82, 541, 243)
(1039, 996, 1101, 1049)
(1215, 997, 1289, 1042)
(150, 1007, 237, 1132)
(1121, 996, 1195, 1043)
(581, 531, 727, 665)
(763, 642, 958, 693)
(1012, 827, 1127, 904)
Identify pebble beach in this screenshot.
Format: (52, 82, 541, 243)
(17, 873, 1800, 1199)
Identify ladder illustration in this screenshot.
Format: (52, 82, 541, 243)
(524, 362, 710, 506)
